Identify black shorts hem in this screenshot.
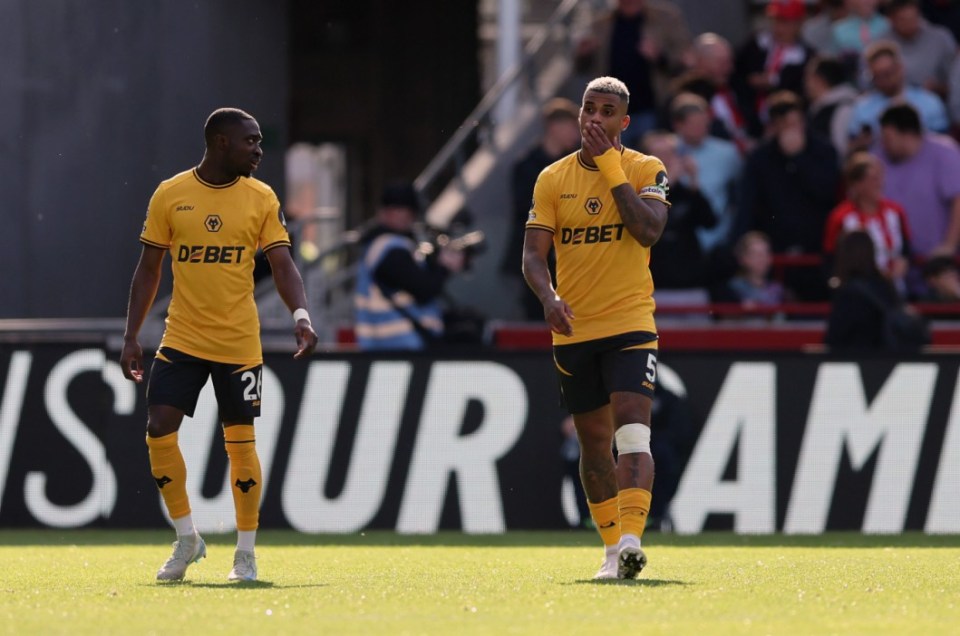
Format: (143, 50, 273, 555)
(553, 331, 659, 413)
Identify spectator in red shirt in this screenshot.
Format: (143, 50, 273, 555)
(824, 151, 913, 291)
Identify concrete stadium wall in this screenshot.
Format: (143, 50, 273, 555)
(0, 0, 288, 318)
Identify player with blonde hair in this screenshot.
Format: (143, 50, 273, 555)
(523, 76, 669, 579)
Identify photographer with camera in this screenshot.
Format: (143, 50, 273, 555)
(354, 181, 466, 350)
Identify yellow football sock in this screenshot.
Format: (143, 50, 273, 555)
(224, 424, 262, 531)
(588, 497, 620, 547)
(619, 488, 652, 538)
(145, 432, 191, 520)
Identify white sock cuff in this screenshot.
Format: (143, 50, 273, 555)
(615, 423, 651, 455)
(172, 514, 196, 537)
(237, 529, 257, 552)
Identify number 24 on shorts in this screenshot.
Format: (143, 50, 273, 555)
(240, 369, 262, 402)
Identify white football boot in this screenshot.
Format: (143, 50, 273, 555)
(593, 545, 620, 580)
(616, 533, 647, 579)
(227, 549, 257, 582)
(156, 533, 206, 581)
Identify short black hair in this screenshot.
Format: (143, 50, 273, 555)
(204, 107, 255, 145)
(809, 56, 849, 88)
(380, 180, 421, 213)
(879, 103, 922, 134)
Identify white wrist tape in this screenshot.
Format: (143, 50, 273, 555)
(293, 308, 311, 325)
(615, 423, 651, 455)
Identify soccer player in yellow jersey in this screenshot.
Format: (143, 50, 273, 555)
(523, 77, 669, 579)
(120, 108, 318, 582)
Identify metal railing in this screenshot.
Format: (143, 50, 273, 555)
(414, 0, 582, 203)
(257, 0, 587, 344)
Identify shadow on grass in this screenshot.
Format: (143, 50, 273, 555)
(0, 529, 603, 548)
(2, 530, 959, 549)
(148, 580, 327, 590)
(567, 578, 690, 587)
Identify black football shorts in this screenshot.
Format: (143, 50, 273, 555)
(146, 347, 262, 423)
(552, 331, 658, 414)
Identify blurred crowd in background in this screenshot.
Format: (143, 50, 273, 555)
(501, 0, 960, 324)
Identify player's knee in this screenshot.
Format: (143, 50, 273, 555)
(146, 418, 175, 439)
(146, 405, 183, 438)
(612, 402, 650, 428)
(575, 427, 613, 455)
(615, 423, 651, 456)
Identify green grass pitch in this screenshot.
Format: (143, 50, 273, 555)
(1, 530, 959, 635)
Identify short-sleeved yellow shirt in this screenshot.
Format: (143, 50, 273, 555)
(140, 169, 291, 365)
(525, 148, 669, 345)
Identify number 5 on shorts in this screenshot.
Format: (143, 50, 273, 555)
(645, 352, 657, 383)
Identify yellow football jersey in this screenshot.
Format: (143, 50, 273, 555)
(526, 148, 669, 345)
(140, 169, 291, 365)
